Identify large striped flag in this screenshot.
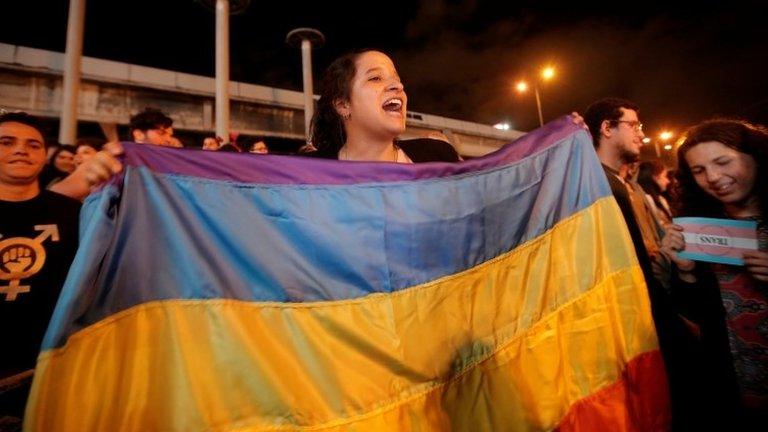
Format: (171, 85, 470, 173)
(26, 117, 669, 431)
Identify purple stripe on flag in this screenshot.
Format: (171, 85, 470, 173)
(120, 116, 582, 185)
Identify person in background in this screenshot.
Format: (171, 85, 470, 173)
(49, 143, 122, 201)
(39, 144, 76, 188)
(664, 168, 679, 205)
(129, 108, 176, 147)
(73, 139, 102, 167)
(586, 98, 662, 257)
(585, 97, 702, 429)
(202, 136, 221, 151)
(661, 119, 768, 427)
(48, 107, 176, 200)
(50, 145, 76, 175)
(638, 160, 673, 226)
(249, 138, 268, 154)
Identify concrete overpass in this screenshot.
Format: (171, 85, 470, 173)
(0, 43, 524, 156)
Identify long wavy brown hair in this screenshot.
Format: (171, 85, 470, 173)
(675, 119, 768, 218)
(310, 49, 381, 157)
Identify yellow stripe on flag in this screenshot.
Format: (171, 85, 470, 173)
(27, 197, 658, 431)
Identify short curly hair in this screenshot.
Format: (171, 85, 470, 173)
(583, 98, 639, 148)
(129, 107, 173, 134)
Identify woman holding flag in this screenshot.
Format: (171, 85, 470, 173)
(308, 49, 461, 162)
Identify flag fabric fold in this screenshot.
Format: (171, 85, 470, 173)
(26, 117, 669, 431)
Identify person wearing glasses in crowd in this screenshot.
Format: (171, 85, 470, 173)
(585, 98, 663, 257)
(584, 97, 702, 429)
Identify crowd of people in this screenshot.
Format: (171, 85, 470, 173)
(1, 48, 767, 430)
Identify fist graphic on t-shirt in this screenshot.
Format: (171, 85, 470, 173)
(2, 245, 35, 275)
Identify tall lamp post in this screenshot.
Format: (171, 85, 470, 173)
(287, 28, 325, 141)
(59, 0, 86, 145)
(197, 0, 251, 143)
(515, 66, 556, 128)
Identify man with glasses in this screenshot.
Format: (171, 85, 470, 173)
(584, 97, 703, 429)
(584, 98, 652, 251)
(586, 99, 660, 255)
(585, 98, 645, 172)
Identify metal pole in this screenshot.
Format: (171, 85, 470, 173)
(59, 0, 86, 144)
(534, 85, 544, 127)
(286, 28, 324, 142)
(300, 39, 314, 139)
(215, 0, 230, 142)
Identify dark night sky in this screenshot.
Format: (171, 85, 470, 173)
(3, 0, 768, 136)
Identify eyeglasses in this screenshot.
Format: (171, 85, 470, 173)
(614, 120, 643, 132)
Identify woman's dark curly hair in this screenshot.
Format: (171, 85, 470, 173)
(638, 160, 666, 196)
(309, 49, 380, 157)
(675, 119, 768, 218)
(638, 160, 672, 218)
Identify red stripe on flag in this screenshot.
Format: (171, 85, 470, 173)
(556, 350, 671, 431)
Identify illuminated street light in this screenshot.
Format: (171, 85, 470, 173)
(515, 66, 556, 128)
(541, 67, 555, 81)
(653, 130, 675, 156)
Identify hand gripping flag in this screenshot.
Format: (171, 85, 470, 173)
(26, 117, 669, 431)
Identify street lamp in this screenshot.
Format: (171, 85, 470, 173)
(197, 0, 252, 143)
(287, 28, 325, 141)
(515, 66, 556, 128)
(657, 130, 675, 155)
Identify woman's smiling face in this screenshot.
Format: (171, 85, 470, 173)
(341, 51, 408, 139)
(684, 140, 758, 206)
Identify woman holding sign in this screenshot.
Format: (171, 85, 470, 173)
(661, 119, 768, 425)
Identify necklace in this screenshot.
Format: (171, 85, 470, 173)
(340, 144, 400, 162)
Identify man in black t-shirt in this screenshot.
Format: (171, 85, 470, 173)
(0, 112, 80, 427)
